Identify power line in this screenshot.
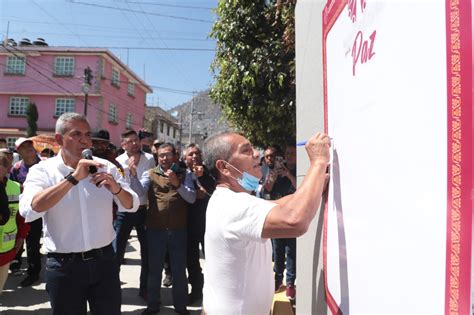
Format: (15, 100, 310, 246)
(1, 18, 207, 36)
(2, 45, 197, 96)
(1, 47, 189, 122)
(123, 1, 213, 10)
(127, 1, 196, 90)
(5, 31, 213, 41)
(1, 46, 147, 126)
(3, 46, 82, 98)
(31, 0, 89, 47)
(71, 1, 214, 23)
(1, 45, 197, 118)
(100, 46, 214, 51)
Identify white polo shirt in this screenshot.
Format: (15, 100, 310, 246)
(19, 152, 139, 253)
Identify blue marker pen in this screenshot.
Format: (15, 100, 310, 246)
(296, 138, 332, 146)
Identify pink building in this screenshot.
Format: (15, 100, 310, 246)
(0, 40, 152, 147)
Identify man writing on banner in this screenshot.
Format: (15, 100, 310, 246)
(19, 112, 139, 315)
(202, 131, 330, 315)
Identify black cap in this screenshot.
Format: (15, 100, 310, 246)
(91, 129, 110, 142)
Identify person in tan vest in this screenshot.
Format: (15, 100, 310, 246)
(143, 143, 196, 315)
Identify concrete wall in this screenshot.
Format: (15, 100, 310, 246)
(295, 1, 329, 314)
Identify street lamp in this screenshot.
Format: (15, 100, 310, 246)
(82, 67, 92, 117)
(81, 82, 90, 116)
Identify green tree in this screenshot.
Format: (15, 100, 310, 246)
(210, 0, 296, 148)
(26, 102, 38, 137)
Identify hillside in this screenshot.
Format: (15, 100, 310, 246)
(168, 90, 231, 140)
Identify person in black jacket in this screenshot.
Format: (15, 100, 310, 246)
(183, 144, 216, 305)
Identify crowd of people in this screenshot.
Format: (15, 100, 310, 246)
(0, 112, 330, 315)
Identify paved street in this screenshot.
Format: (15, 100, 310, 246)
(0, 231, 203, 315)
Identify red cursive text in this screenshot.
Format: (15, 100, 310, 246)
(351, 29, 376, 76)
(347, 0, 367, 23)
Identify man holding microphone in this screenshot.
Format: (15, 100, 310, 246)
(19, 112, 139, 315)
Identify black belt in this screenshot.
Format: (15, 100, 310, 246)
(47, 244, 113, 261)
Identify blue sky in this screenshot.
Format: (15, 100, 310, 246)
(0, 0, 218, 109)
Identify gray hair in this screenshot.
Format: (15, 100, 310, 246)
(181, 143, 200, 160)
(55, 112, 89, 135)
(203, 131, 235, 180)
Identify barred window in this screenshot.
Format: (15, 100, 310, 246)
(127, 82, 135, 96)
(55, 98, 75, 117)
(108, 104, 118, 123)
(53, 57, 75, 76)
(111, 68, 120, 87)
(5, 56, 26, 75)
(6, 137, 17, 149)
(9, 97, 29, 116)
(126, 112, 132, 128)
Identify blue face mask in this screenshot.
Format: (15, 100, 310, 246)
(237, 172, 260, 192)
(224, 161, 260, 192)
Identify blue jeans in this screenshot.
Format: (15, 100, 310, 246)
(147, 228, 188, 312)
(272, 238, 296, 285)
(113, 207, 148, 290)
(45, 244, 121, 315)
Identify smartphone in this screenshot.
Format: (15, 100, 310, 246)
(275, 156, 285, 174)
(170, 163, 179, 173)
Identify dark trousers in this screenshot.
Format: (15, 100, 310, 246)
(13, 218, 42, 275)
(186, 231, 204, 293)
(272, 238, 296, 285)
(113, 207, 148, 290)
(45, 244, 121, 315)
(147, 228, 188, 312)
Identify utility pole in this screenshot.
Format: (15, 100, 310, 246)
(4, 21, 9, 46)
(178, 112, 182, 144)
(82, 67, 92, 116)
(188, 91, 196, 145)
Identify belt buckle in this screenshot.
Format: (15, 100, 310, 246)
(81, 251, 93, 261)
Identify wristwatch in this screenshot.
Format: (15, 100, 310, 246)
(64, 172, 79, 185)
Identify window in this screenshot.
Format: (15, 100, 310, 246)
(167, 125, 170, 136)
(55, 98, 75, 117)
(126, 112, 132, 128)
(173, 128, 176, 138)
(160, 122, 164, 133)
(108, 104, 118, 123)
(53, 57, 75, 76)
(111, 68, 120, 87)
(6, 137, 17, 149)
(9, 97, 29, 116)
(5, 56, 26, 75)
(127, 82, 135, 96)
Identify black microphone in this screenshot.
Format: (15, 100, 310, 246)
(81, 149, 98, 174)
